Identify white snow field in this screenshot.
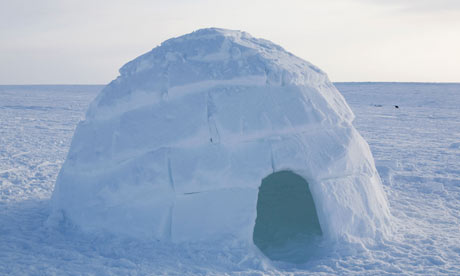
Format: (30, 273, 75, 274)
(48, 28, 391, 261)
(1, 82, 459, 275)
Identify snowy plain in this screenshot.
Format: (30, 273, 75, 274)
(0, 83, 459, 275)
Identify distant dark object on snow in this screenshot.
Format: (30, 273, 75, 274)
(373, 104, 383, 107)
(394, 105, 399, 109)
(449, 142, 460, 149)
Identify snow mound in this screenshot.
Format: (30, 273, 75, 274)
(49, 28, 391, 248)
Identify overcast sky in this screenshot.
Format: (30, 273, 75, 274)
(1, 0, 459, 84)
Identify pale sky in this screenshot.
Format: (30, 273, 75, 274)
(1, 0, 459, 84)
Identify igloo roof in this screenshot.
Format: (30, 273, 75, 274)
(87, 28, 353, 123)
(50, 28, 391, 245)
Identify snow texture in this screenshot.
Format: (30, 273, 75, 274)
(1, 82, 459, 275)
(48, 28, 391, 245)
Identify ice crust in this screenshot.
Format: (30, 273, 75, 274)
(50, 28, 391, 243)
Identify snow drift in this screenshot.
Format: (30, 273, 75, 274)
(49, 28, 391, 252)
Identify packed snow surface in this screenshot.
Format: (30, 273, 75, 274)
(49, 28, 391, 247)
(0, 83, 459, 274)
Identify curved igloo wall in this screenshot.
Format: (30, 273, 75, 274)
(49, 28, 391, 244)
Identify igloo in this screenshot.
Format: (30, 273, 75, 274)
(50, 28, 391, 259)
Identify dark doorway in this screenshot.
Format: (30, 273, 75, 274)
(253, 170, 322, 263)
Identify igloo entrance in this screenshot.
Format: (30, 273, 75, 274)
(253, 170, 323, 262)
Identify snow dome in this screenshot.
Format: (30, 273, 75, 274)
(50, 28, 391, 260)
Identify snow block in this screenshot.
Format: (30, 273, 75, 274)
(172, 188, 258, 242)
(50, 28, 391, 248)
(52, 148, 174, 239)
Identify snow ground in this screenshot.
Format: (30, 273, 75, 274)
(0, 83, 459, 275)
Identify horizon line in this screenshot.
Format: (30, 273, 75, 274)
(1, 81, 460, 86)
